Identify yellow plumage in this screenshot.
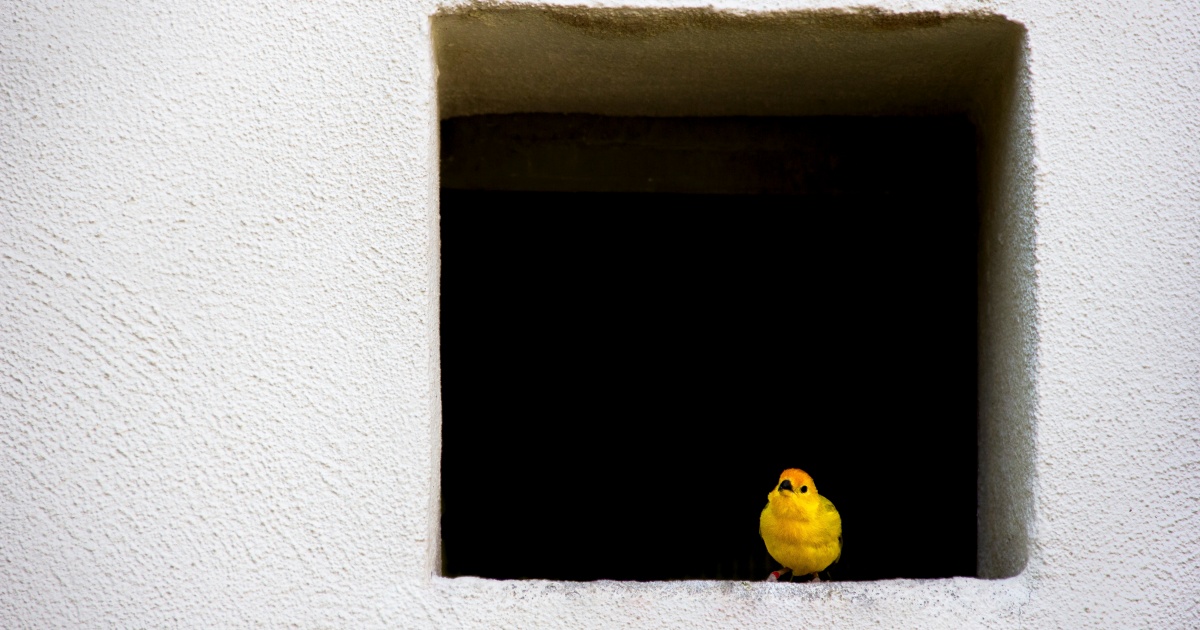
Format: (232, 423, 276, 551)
(759, 468, 842, 581)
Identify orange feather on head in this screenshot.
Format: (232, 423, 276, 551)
(775, 469, 817, 495)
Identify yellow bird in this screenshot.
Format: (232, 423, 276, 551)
(759, 468, 842, 582)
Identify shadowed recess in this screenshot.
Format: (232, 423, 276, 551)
(440, 115, 978, 581)
(435, 7, 1032, 582)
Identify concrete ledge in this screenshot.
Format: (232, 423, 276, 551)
(421, 575, 1031, 627)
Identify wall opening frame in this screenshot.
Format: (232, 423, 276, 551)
(433, 6, 1034, 582)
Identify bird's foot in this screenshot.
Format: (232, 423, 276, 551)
(766, 570, 792, 582)
(810, 573, 821, 583)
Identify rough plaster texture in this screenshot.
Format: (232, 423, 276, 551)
(1, 0, 1197, 628)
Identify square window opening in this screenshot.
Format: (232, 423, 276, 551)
(434, 7, 1032, 582)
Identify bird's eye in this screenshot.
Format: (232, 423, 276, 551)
(800, 486, 808, 493)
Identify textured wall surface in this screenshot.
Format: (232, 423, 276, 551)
(2, 0, 1197, 627)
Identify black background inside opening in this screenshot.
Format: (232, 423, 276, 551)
(440, 115, 978, 581)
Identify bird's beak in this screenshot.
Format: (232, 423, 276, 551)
(778, 479, 793, 493)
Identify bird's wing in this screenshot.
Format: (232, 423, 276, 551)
(819, 495, 842, 565)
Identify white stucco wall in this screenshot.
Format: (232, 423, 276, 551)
(1, 0, 1197, 627)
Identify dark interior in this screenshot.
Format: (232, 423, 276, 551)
(439, 115, 978, 581)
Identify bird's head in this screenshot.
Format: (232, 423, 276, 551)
(768, 468, 818, 506)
